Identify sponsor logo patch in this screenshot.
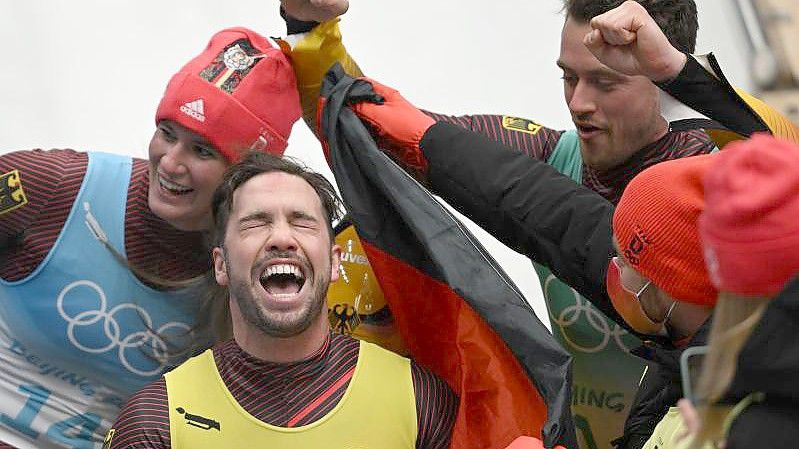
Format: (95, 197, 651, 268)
(329, 303, 361, 334)
(0, 169, 28, 215)
(502, 116, 543, 135)
(102, 428, 115, 449)
(180, 99, 206, 122)
(199, 39, 264, 94)
(624, 226, 651, 266)
(223, 44, 256, 71)
(176, 407, 221, 431)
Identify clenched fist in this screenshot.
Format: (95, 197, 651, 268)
(583, 0, 687, 82)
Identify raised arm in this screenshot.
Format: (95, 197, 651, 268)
(279, 0, 362, 134)
(336, 77, 622, 323)
(585, 0, 799, 144)
(279, 3, 564, 161)
(422, 121, 616, 311)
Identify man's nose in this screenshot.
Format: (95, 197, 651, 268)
(266, 221, 298, 252)
(567, 81, 597, 115)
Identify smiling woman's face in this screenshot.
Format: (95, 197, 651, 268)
(147, 120, 229, 232)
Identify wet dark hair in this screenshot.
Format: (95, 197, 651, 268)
(210, 151, 344, 247)
(564, 0, 698, 53)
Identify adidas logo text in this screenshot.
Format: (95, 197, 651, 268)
(180, 99, 205, 122)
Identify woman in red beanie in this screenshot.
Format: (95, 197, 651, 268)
(681, 134, 799, 448)
(0, 27, 301, 449)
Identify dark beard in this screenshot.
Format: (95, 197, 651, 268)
(226, 252, 329, 338)
(232, 280, 327, 338)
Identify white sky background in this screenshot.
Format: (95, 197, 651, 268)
(0, 0, 753, 327)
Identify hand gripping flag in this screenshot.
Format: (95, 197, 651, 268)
(319, 64, 576, 449)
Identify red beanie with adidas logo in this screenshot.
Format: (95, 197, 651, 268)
(156, 27, 301, 162)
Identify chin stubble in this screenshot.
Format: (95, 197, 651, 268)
(225, 251, 330, 338)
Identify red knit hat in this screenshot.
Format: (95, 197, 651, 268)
(700, 134, 799, 297)
(613, 153, 718, 305)
(156, 27, 301, 162)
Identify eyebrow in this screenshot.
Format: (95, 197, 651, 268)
(160, 122, 215, 148)
(238, 210, 320, 224)
(239, 211, 272, 225)
(290, 210, 320, 224)
(189, 136, 215, 151)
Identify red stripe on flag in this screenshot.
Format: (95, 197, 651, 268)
(286, 366, 356, 427)
(360, 241, 547, 449)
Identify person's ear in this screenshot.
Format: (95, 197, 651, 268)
(329, 244, 342, 282)
(213, 246, 229, 286)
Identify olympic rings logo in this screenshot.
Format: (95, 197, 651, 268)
(57, 280, 190, 377)
(544, 274, 638, 354)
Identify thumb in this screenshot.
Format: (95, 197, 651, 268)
(614, 26, 637, 45)
(583, 29, 604, 50)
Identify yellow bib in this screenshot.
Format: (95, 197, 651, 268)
(165, 340, 417, 448)
(642, 407, 714, 449)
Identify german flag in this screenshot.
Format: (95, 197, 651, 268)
(319, 64, 576, 449)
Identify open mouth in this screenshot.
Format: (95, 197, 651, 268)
(159, 174, 193, 195)
(260, 263, 307, 298)
(576, 123, 602, 135)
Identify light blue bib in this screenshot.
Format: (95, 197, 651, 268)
(0, 152, 203, 449)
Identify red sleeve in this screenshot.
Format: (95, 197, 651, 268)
(109, 379, 171, 449)
(411, 362, 458, 449)
(423, 111, 563, 162)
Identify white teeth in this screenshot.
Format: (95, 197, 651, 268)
(272, 293, 296, 298)
(264, 264, 302, 278)
(159, 175, 192, 193)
